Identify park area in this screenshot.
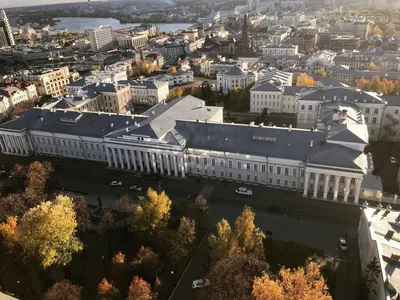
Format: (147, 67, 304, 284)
(0, 161, 208, 299)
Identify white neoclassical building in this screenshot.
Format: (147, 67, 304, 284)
(0, 95, 382, 204)
(217, 66, 258, 92)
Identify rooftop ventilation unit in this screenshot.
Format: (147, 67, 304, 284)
(253, 136, 276, 142)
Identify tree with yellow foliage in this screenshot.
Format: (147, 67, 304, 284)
(18, 195, 83, 268)
(134, 61, 161, 77)
(252, 262, 332, 300)
(131, 188, 171, 236)
(0, 216, 18, 248)
(314, 68, 326, 77)
(168, 66, 177, 73)
(296, 73, 314, 87)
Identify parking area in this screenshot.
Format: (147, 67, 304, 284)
(369, 141, 400, 193)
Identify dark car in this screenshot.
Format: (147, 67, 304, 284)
(55, 165, 63, 170)
(267, 205, 285, 215)
(147, 173, 161, 180)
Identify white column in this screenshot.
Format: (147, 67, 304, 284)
(11, 136, 19, 153)
(21, 137, 29, 154)
(151, 153, 157, 173)
(106, 147, 112, 167)
(0, 135, 6, 152)
(138, 151, 144, 172)
(173, 155, 178, 177)
(333, 176, 340, 201)
(118, 148, 124, 169)
(16, 137, 23, 154)
(166, 154, 171, 176)
(4, 135, 12, 152)
(145, 152, 151, 172)
(343, 177, 351, 203)
(131, 150, 138, 171)
(125, 149, 131, 170)
(313, 173, 320, 198)
(354, 178, 362, 204)
(27, 135, 34, 152)
(323, 175, 330, 200)
(112, 148, 118, 168)
(303, 172, 310, 197)
(159, 154, 164, 175)
(180, 156, 185, 177)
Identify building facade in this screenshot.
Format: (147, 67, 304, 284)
(89, 25, 115, 52)
(217, 66, 257, 92)
(262, 45, 299, 57)
(116, 34, 148, 49)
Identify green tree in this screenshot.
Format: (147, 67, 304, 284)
(44, 280, 82, 300)
(314, 68, 326, 77)
(18, 195, 83, 268)
(131, 246, 162, 281)
(189, 195, 208, 227)
(131, 188, 171, 236)
(362, 257, 381, 297)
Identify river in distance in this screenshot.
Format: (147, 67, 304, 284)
(53, 17, 193, 32)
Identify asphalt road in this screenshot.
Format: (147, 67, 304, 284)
(0, 154, 362, 299)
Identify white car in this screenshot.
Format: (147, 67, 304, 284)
(235, 187, 253, 196)
(338, 237, 347, 251)
(192, 279, 210, 289)
(129, 185, 142, 191)
(110, 181, 122, 186)
(390, 156, 397, 164)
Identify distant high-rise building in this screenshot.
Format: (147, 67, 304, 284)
(0, 10, 15, 47)
(88, 25, 114, 52)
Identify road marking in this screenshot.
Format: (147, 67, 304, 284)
(168, 228, 209, 300)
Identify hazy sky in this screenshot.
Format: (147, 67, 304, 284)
(1, 0, 86, 9)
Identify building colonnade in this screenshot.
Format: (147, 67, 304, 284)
(105, 146, 185, 178)
(0, 134, 32, 156)
(303, 171, 362, 203)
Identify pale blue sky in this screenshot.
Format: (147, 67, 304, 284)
(1, 0, 86, 8)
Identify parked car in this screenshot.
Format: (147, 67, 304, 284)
(266, 230, 273, 240)
(390, 156, 397, 164)
(267, 205, 285, 215)
(235, 187, 253, 196)
(338, 237, 347, 251)
(133, 173, 142, 178)
(192, 279, 210, 289)
(147, 174, 161, 180)
(110, 181, 122, 186)
(129, 185, 143, 191)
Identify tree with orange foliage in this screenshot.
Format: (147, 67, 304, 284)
(127, 276, 154, 300)
(112, 251, 126, 264)
(98, 278, 119, 300)
(0, 216, 18, 248)
(356, 77, 370, 91)
(134, 61, 161, 77)
(374, 26, 383, 36)
(24, 161, 53, 205)
(10, 101, 34, 120)
(296, 73, 314, 87)
(44, 280, 82, 300)
(252, 262, 332, 300)
(168, 66, 177, 73)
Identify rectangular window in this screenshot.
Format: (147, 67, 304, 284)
(229, 160, 233, 168)
(63, 140, 66, 146)
(196, 157, 200, 164)
(308, 105, 312, 110)
(246, 163, 250, 170)
(212, 169, 216, 176)
(395, 110, 399, 115)
(96, 144, 100, 151)
(269, 177, 272, 184)
(238, 161, 242, 169)
(196, 167, 200, 173)
(293, 169, 297, 177)
(254, 164, 258, 172)
(68, 141, 71, 147)
(269, 165, 273, 173)
(374, 108, 378, 114)
(284, 168, 289, 176)
(262, 164, 266, 172)
(277, 167, 281, 175)
(247, 174, 250, 181)
(91, 144, 94, 150)
(58, 140, 61, 145)
(255, 175, 258, 182)
(365, 108, 370, 114)
(205, 169, 208, 175)
(365, 117, 368, 123)
(372, 118, 377, 124)
(221, 171, 224, 177)
(284, 179, 288, 186)
(47, 138, 50, 144)
(277, 178, 280, 185)
(340, 177, 345, 183)
(301, 105, 305, 110)
(229, 172, 232, 178)
(238, 173, 241, 179)
(212, 158, 216, 166)
(292, 181, 296, 187)
(74, 141, 77, 148)
(351, 178, 355, 184)
(188, 156, 192, 164)
(311, 173, 315, 179)
(220, 160, 224, 167)
(371, 128, 375, 134)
